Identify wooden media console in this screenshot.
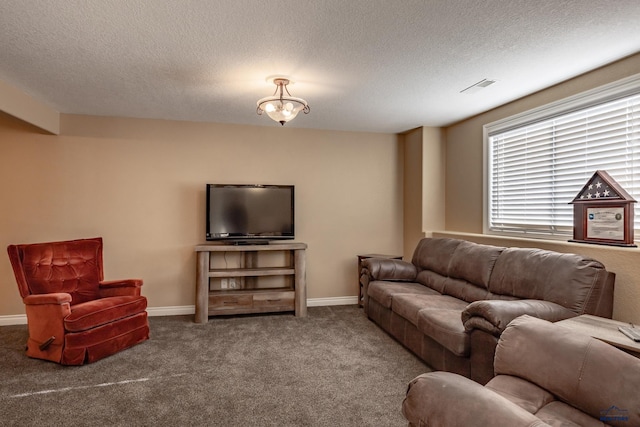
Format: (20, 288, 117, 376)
(194, 242, 307, 323)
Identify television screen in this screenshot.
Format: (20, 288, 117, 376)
(206, 184, 294, 242)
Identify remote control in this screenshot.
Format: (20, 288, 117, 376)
(618, 326, 640, 342)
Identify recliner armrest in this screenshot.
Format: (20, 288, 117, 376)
(361, 258, 417, 282)
(100, 279, 143, 288)
(23, 293, 72, 305)
(403, 371, 550, 427)
(462, 299, 575, 336)
(99, 279, 143, 298)
(22, 293, 70, 363)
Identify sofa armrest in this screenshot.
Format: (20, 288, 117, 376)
(462, 299, 576, 337)
(99, 279, 143, 298)
(361, 258, 417, 282)
(403, 371, 550, 427)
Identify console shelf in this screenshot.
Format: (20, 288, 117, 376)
(206, 267, 295, 278)
(194, 242, 307, 322)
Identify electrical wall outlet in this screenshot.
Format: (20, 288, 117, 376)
(229, 277, 237, 289)
(221, 278, 228, 289)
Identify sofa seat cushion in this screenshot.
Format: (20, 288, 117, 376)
(417, 308, 469, 357)
(64, 295, 148, 332)
(392, 294, 467, 326)
(368, 281, 440, 309)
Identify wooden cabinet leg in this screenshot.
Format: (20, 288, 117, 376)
(195, 251, 209, 323)
(294, 249, 307, 317)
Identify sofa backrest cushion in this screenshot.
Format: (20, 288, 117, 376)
(413, 238, 507, 303)
(495, 315, 640, 426)
(448, 240, 504, 289)
(411, 238, 613, 314)
(488, 247, 609, 314)
(412, 238, 462, 277)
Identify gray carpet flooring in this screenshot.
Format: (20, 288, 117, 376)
(0, 306, 429, 426)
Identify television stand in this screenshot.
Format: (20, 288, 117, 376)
(194, 242, 307, 323)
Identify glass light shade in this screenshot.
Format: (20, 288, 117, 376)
(257, 96, 309, 125)
(257, 77, 310, 125)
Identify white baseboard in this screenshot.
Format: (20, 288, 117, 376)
(307, 296, 358, 307)
(146, 305, 195, 316)
(0, 314, 28, 326)
(0, 296, 360, 325)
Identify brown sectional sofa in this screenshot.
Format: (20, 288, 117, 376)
(402, 315, 640, 426)
(360, 237, 615, 384)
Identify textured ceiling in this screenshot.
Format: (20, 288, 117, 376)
(1, 0, 639, 133)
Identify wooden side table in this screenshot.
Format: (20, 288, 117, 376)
(555, 314, 640, 357)
(357, 253, 403, 307)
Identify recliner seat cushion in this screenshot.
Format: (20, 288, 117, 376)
(403, 371, 547, 427)
(485, 375, 555, 414)
(535, 401, 605, 427)
(63, 311, 149, 365)
(65, 295, 148, 332)
(479, 391, 605, 427)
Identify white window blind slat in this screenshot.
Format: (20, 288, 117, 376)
(487, 90, 640, 238)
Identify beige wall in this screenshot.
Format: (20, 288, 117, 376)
(443, 53, 640, 323)
(0, 112, 404, 316)
(401, 127, 446, 260)
(422, 127, 446, 235)
(402, 128, 423, 259)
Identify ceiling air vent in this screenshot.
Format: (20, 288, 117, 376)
(460, 79, 497, 94)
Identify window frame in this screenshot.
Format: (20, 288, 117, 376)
(483, 73, 640, 240)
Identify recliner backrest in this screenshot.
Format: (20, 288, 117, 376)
(8, 237, 104, 304)
(494, 315, 640, 425)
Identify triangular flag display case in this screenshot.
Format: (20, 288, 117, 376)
(569, 170, 636, 247)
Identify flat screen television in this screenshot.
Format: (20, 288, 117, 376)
(206, 184, 295, 243)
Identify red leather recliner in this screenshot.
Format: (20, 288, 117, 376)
(7, 237, 149, 365)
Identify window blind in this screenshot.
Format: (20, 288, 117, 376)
(488, 92, 640, 237)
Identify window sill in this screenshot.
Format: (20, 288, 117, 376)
(429, 230, 640, 254)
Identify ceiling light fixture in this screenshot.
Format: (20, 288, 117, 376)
(257, 77, 310, 125)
